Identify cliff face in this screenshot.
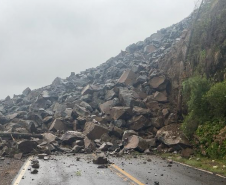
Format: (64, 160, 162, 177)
(0, 0, 226, 156)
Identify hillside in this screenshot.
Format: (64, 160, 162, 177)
(0, 0, 226, 160)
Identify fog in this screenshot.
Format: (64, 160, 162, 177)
(0, 0, 196, 99)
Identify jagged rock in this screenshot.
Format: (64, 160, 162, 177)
(84, 136, 96, 153)
(60, 131, 85, 145)
(128, 115, 149, 131)
(105, 89, 117, 101)
(124, 135, 149, 152)
(5, 96, 11, 101)
(119, 88, 140, 107)
(132, 106, 151, 115)
(27, 113, 43, 126)
(99, 98, 120, 115)
(126, 43, 137, 53)
(83, 122, 109, 140)
(43, 133, 57, 143)
(17, 140, 38, 153)
(80, 101, 93, 112)
(135, 75, 147, 84)
(22, 87, 31, 96)
(81, 84, 94, 95)
(49, 119, 66, 132)
(53, 103, 67, 118)
(149, 75, 166, 89)
(109, 126, 123, 138)
(153, 91, 167, 102)
(144, 44, 156, 53)
(110, 107, 132, 120)
(73, 105, 89, 117)
(118, 69, 137, 86)
(0, 113, 9, 125)
(156, 124, 190, 146)
(52, 77, 63, 86)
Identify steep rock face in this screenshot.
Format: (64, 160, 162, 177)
(3, 1, 226, 156)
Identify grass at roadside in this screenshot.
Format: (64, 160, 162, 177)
(158, 153, 226, 177)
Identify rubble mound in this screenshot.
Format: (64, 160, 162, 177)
(0, 13, 193, 157)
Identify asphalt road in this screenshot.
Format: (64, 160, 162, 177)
(12, 154, 226, 185)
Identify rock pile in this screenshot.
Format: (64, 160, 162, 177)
(0, 14, 193, 158)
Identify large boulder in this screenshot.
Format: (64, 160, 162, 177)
(99, 98, 120, 115)
(119, 88, 141, 107)
(53, 103, 67, 118)
(124, 135, 149, 152)
(84, 136, 96, 152)
(149, 75, 166, 89)
(73, 105, 90, 117)
(110, 107, 132, 120)
(22, 87, 31, 96)
(156, 124, 190, 146)
(144, 44, 156, 53)
(128, 115, 149, 131)
(118, 69, 137, 86)
(132, 106, 151, 115)
(43, 133, 57, 143)
(17, 140, 38, 153)
(27, 113, 43, 126)
(60, 131, 85, 145)
(153, 92, 167, 102)
(83, 122, 109, 140)
(0, 113, 9, 125)
(105, 89, 117, 101)
(49, 119, 66, 132)
(81, 84, 94, 95)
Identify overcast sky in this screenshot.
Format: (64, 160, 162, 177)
(0, 0, 196, 99)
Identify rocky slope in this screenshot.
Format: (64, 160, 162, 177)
(1, 0, 223, 158)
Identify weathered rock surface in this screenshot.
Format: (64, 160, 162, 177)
(156, 124, 190, 146)
(60, 131, 85, 144)
(124, 135, 149, 152)
(83, 122, 109, 140)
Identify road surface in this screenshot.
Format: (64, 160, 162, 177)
(11, 154, 226, 185)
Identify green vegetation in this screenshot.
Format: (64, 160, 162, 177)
(182, 76, 211, 137)
(196, 121, 226, 158)
(75, 170, 82, 176)
(182, 76, 226, 159)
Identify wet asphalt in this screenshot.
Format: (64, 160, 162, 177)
(14, 154, 226, 185)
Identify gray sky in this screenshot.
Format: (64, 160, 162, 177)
(0, 0, 196, 99)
